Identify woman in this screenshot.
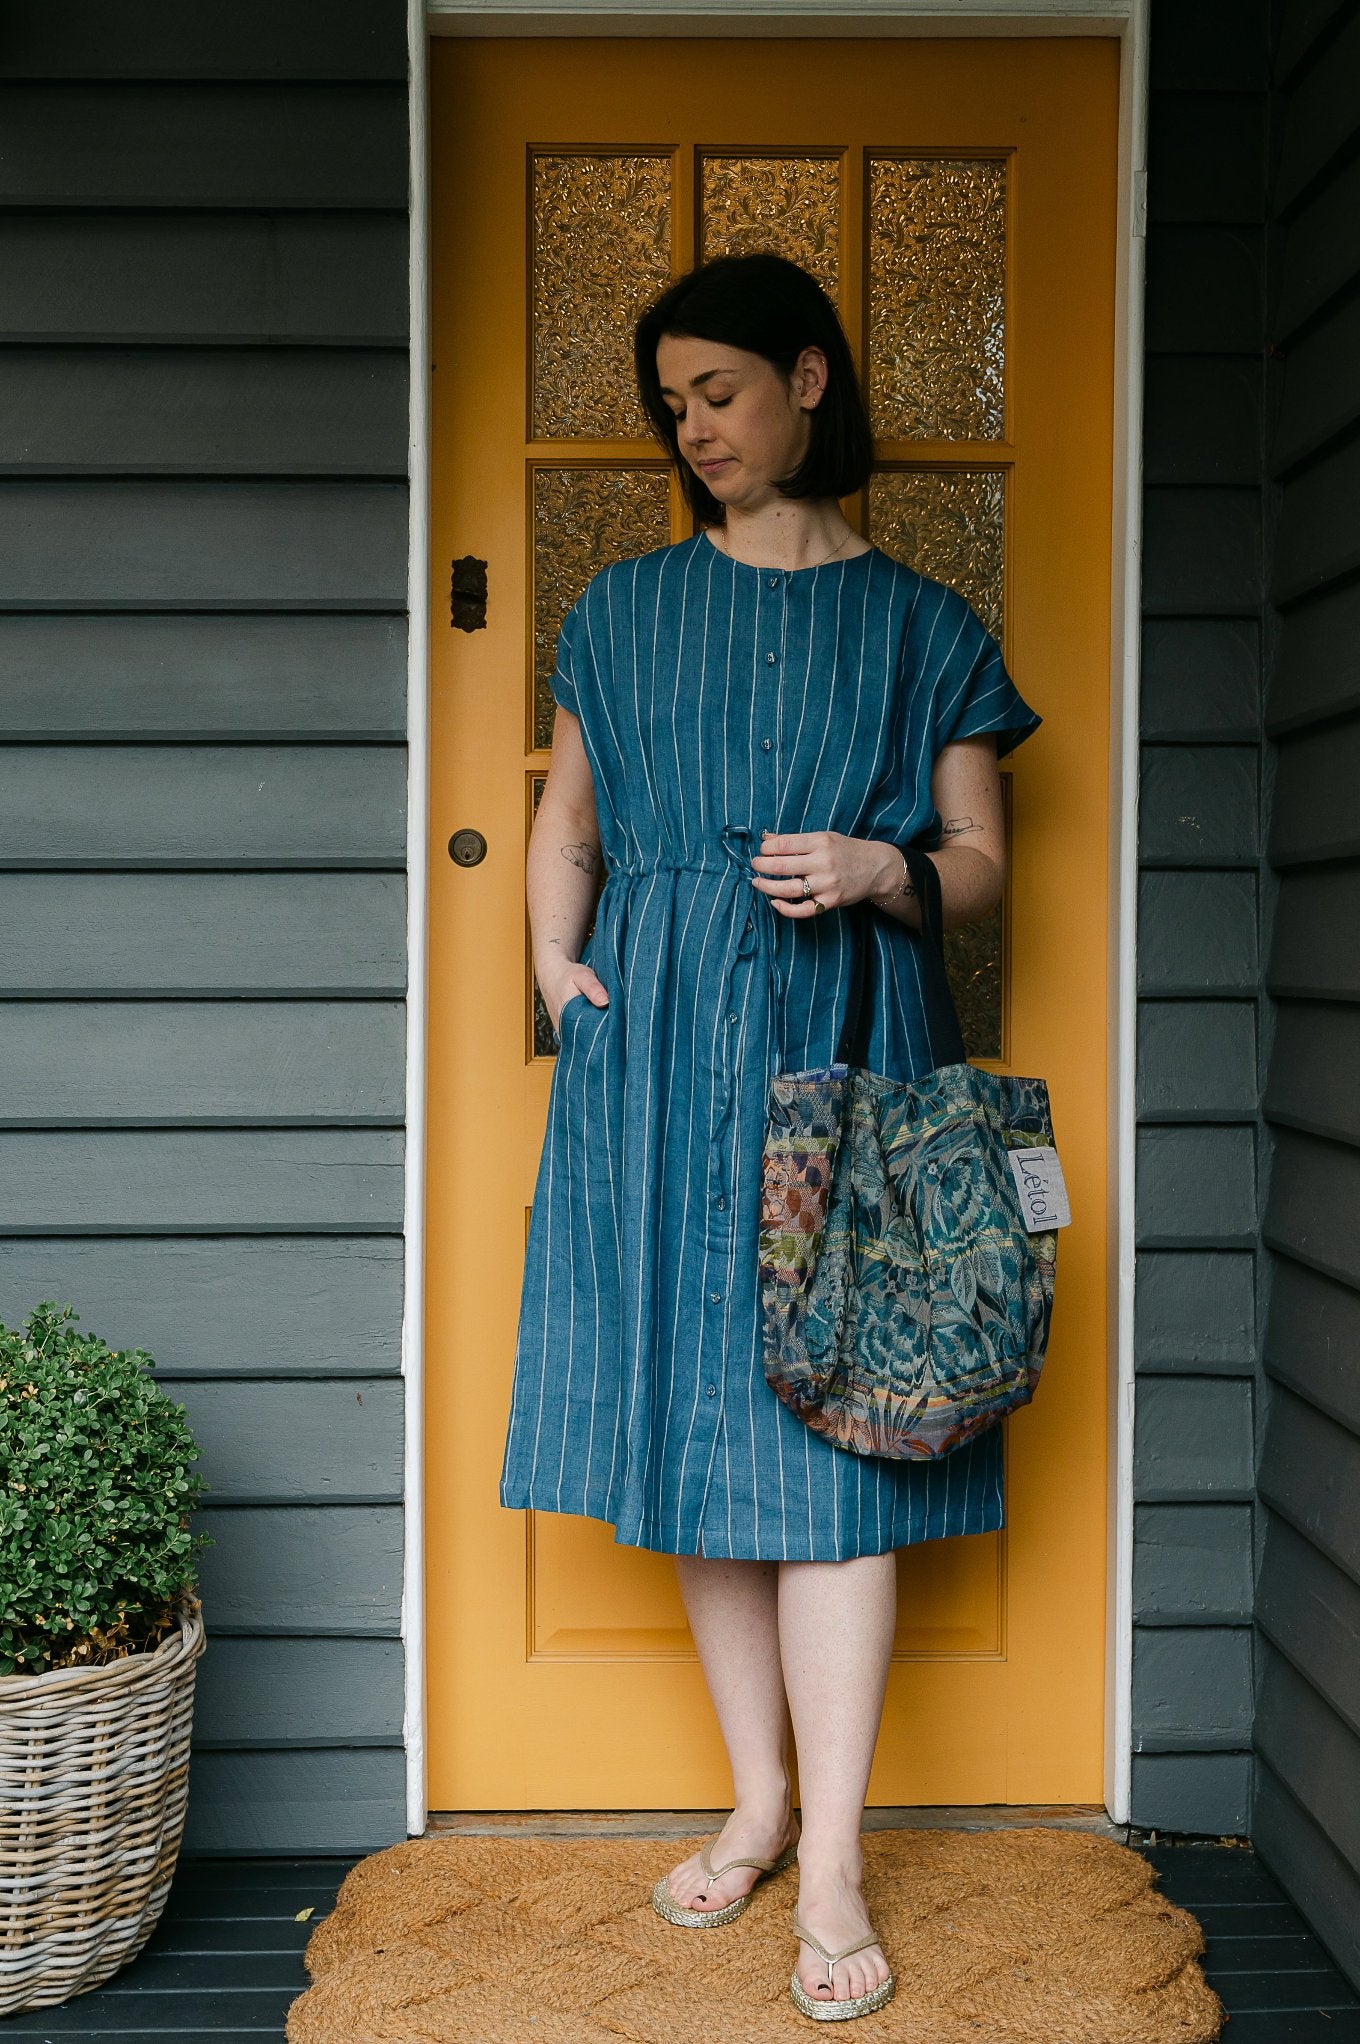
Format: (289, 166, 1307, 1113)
(499, 252, 1043, 2021)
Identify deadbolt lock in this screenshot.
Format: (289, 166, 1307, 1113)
(448, 829, 488, 867)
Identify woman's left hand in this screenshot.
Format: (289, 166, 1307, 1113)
(749, 829, 902, 916)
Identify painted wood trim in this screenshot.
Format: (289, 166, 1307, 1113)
(402, 0, 1149, 1839)
(403, 0, 433, 1839)
(429, 0, 1131, 24)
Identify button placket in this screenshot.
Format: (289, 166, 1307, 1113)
(760, 563, 787, 771)
(703, 569, 785, 1291)
(710, 824, 777, 1252)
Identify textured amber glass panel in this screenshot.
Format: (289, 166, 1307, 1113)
(529, 774, 555, 1058)
(699, 156, 840, 296)
(942, 773, 1013, 1063)
(866, 468, 1005, 641)
(531, 153, 672, 440)
(532, 466, 672, 751)
(529, 773, 603, 1060)
(867, 156, 1006, 442)
(945, 907, 1002, 1061)
(868, 467, 1008, 1046)
(532, 990, 556, 1061)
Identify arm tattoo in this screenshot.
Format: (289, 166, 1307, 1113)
(561, 840, 601, 874)
(940, 813, 982, 838)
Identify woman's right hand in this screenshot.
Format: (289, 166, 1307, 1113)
(549, 968, 609, 1035)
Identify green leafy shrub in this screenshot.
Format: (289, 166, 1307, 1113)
(0, 1301, 212, 1677)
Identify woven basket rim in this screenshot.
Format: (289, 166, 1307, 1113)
(0, 1593, 205, 1703)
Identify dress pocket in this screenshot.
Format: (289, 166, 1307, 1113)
(556, 988, 607, 1041)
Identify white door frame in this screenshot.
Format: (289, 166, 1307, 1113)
(402, 0, 1149, 1835)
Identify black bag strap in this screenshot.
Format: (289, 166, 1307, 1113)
(835, 846, 950, 1069)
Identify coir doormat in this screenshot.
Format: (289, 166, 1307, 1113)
(285, 1827, 1224, 2043)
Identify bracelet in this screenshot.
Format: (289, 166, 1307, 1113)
(870, 845, 912, 906)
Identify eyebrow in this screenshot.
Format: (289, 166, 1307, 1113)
(657, 368, 736, 397)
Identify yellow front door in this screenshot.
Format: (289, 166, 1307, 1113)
(427, 33, 1118, 1810)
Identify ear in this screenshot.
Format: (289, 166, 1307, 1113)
(794, 345, 829, 406)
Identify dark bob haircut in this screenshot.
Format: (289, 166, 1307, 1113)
(633, 252, 875, 529)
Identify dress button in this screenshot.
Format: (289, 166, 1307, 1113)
(727, 1010, 738, 1025)
(706, 1384, 717, 1397)
(744, 917, 753, 932)
(761, 737, 772, 750)
(715, 1194, 726, 1209)
(709, 1288, 722, 1302)
(767, 575, 778, 588)
(766, 651, 776, 665)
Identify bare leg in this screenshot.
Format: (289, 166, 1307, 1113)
(779, 1553, 897, 2003)
(659, 1555, 801, 1912)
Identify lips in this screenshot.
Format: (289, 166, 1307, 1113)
(699, 458, 730, 473)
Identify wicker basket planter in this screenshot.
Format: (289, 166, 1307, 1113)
(0, 1593, 206, 2016)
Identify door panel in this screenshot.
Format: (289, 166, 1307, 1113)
(428, 34, 1117, 1809)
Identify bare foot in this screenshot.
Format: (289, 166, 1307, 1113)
(661, 1802, 800, 1914)
(794, 1866, 892, 2003)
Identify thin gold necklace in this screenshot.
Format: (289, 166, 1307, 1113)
(712, 523, 857, 572)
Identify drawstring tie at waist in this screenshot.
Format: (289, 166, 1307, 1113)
(601, 828, 779, 1202)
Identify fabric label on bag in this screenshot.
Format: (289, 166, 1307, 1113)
(1007, 1145, 1072, 1231)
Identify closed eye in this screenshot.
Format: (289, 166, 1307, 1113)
(668, 396, 733, 420)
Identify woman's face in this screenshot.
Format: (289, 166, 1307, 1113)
(654, 333, 826, 509)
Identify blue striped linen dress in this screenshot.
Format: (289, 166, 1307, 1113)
(499, 529, 1043, 1560)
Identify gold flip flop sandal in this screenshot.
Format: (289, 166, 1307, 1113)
(789, 1915, 896, 2020)
(651, 1833, 799, 1927)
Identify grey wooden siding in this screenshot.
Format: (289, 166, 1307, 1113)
(1253, 0, 1360, 1987)
(1132, 0, 1270, 1837)
(9, 0, 1356, 1915)
(0, 0, 411, 1855)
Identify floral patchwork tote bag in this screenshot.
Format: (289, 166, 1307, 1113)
(758, 847, 1066, 1461)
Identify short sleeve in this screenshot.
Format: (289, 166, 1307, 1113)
(930, 588, 1042, 763)
(548, 596, 583, 717)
